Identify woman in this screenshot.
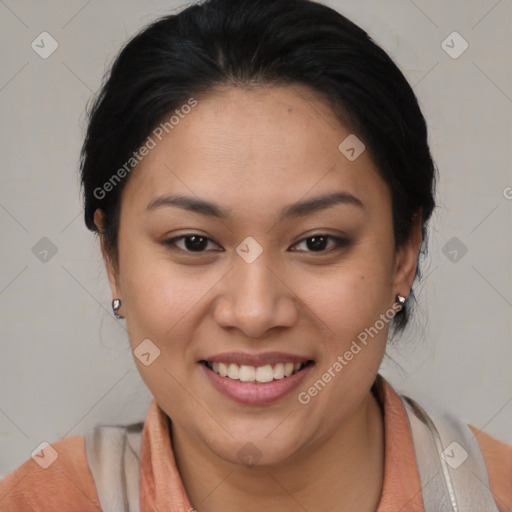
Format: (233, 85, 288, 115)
(1, 0, 510, 510)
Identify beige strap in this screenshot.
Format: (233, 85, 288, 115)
(400, 395, 499, 511)
(84, 422, 143, 512)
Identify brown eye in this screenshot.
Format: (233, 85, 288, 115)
(163, 234, 221, 253)
(162, 233, 349, 255)
(291, 235, 350, 253)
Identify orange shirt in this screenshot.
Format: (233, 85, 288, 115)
(1, 376, 511, 511)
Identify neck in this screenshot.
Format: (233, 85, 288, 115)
(171, 390, 385, 512)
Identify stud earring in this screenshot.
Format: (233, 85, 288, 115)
(395, 294, 406, 307)
(112, 298, 124, 319)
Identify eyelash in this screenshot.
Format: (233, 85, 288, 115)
(162, 234, 350, 255)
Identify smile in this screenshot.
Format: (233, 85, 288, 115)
(200, 356, 315, 404)
(203, 361, 312, 383)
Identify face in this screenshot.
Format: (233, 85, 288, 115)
(97, 84, 420, 467)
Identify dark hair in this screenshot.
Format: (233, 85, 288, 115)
(80, 0, 437, 334)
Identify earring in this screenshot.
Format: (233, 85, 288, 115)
(395, 294, 406, 307)
(112, 298, 124, 319)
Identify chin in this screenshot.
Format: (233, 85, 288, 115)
(213, 438, 303, 468)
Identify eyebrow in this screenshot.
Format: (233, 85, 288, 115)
(146, 191, 364, 220)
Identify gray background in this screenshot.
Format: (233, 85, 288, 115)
(1, 0, 511, 479)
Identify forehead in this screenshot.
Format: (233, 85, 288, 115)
(122, 85, 389, 216)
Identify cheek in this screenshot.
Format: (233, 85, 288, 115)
(300, 259, 393, 414)
(306, 279, 391, 381)
(305, 252, 394, 336)
(116, 236, 188, 343)
(119, 256, 202, 403)
(123, 263, 197, 342)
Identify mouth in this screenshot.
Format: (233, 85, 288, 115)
(201, 360, 314, 384)
(199, 354, 315, 405)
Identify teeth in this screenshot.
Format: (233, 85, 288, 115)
(255, 365, 274, 383)
(207, 361, 307, 383)
(239, 365, 256, 382)
(284, 362, 294, 377)
(218, 362, 228, 377)
(227, 363, 239, 380)
(273, 363, 284, 379)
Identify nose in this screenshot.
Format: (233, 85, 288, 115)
(212, 252, 299, 338)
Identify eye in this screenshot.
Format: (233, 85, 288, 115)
(162, 233, 350, 255)
(162, 234, 222, 253)
(290, 234, 350, 253)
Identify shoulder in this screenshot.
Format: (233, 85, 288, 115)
(0, 434, 101, 512)
(377, 376, 512, 511)
(469, 425, 512, 511)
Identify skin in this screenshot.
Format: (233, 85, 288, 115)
(95, 84, 422, 511)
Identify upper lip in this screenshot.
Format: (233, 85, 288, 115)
(201, 352, 313, 366)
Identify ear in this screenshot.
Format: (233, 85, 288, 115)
(94, 209, 122, 302)
(392, 209, 423, 298)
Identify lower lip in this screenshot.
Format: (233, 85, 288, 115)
(201, 363, 313, 405)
